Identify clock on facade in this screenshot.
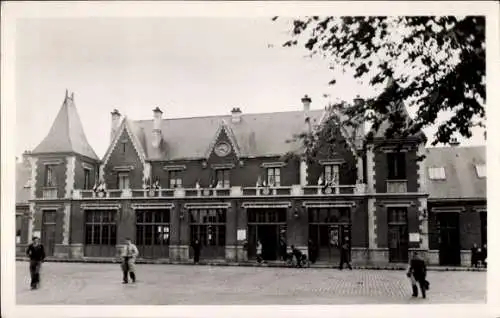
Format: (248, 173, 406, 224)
(214, 142, 231, 157)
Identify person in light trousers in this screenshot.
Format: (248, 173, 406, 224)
(121, 237, 139, 284)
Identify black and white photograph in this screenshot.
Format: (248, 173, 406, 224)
(1, 1, 499, 318)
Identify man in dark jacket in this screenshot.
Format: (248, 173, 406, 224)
(26, 237, 45, 290)
(471, 243, 479, 267)
(192, 239, 201, 264)
(407, 252, 428, 298)
(308, 239, 318, 264)
(339, 237, 352, 270)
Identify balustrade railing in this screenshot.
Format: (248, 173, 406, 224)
(42, 187, 58, 199)
(386, 180, 408, 193)
(70, 183, 367, 200)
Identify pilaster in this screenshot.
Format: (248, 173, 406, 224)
(65, 156, 76, 198)
(299, 159, 307, 186)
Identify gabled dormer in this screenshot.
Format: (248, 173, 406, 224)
(204, 119, 241, 188)
(101, 115, 148, 190)
(29, 90, 100, 199)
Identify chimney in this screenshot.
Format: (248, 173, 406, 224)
(301, 94, 312, 112)
(450, 137, 459, 146)
(152, 107, 163, 148)
(231, 107, 242, 123)
(110, 109, 121, 143)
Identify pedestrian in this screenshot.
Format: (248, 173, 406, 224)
(407, 251, 429, 299)
(308, 239, 318, 264)
(26, 237, 45, 290)
(121, 237, 139, 284)
(256, 240, 263, 264)
(339, 237, 352, 270)
(471, 243, 479, 267)
(279, 236, 287, 261)
(192, 239, 201, 264)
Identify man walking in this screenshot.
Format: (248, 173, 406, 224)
(121, 238, 139, 284)
(26, 237, 45, 290)
(407, 252, 429, 298)
(192, 239, 201, 264)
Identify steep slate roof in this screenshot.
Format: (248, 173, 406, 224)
(16, 161, 31, 205)
(424, 146, 486, 200)
(131, 109, 333, 161)
(32, 91, 99, 160)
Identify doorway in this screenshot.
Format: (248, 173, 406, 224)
(247, 208, 287, 261)
(438, 212, 461, 266)
(387, 207, 409, 263)
(41, 210, 57, 257)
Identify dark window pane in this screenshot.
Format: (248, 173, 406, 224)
(102, 225, 109, 244)
(144, 225, 153, 245)
(145, 211, 153, 223)
(92, 226, 101, 245)
(136, 225, 144, 245)
(218, 225, 226, 246)
(85, 225, 93, 244)
(136, 211, 143, 223)
(110, 225, 117, 245)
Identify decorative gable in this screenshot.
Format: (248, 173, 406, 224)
(205, 120, 240, 160)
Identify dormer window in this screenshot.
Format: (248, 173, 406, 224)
(84, 168, 91, 190)
(118, 172, 130, 189)
(428, 167, 446, 180)
(475, 164, 486, 178)
(266, 167, 281, 187)
(324, 165, 339, 185)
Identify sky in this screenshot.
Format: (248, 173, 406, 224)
(15, 17, 486, 159)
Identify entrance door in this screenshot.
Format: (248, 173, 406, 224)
(136, 209, 170, 259)
(438, 212, 460, 266)
(309, 223, 351, 263)
(387, 207, 409, 263)
(41, 210, 57, 257)
(247, 208, 287, 261)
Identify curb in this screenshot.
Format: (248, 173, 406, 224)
(16, 257, 487, 272)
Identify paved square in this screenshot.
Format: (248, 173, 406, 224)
(16, 262, 486, 305)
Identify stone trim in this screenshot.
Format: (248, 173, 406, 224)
(65, 156, 76, 198)
(112, 165, 135, 172)
(62, 203, 71, 245)
(131, 203, 175, 210)
(81, 162, 94, 170)
(367, 198, 377, 249)
(318, 159, 345, 166)
(211, 163, 236, 170)
(184, 202, 231, 209)
(299, 160, 307, 186)
(42, 159, 64, 165)
(431, 206, 466, 213)
(366, 145, 375, 193)
(378, 200, 416, 207)
(163, 164, 187, 171)
(302, 200, 356, 208)
(242, 201, 291, 209)
(39, 204, 63, 211)
(472, 206, 487, 213)
(379, 145, 414, 153)
(260, 162, 287, 168)
(418, 198, 429, 249)
(81, 203, 121, 210)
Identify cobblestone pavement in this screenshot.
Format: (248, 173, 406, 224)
(16, 262, 486, 305)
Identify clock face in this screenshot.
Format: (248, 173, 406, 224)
(214, 142, 231, 157)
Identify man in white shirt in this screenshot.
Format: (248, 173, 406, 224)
(121, 237, 139, 284)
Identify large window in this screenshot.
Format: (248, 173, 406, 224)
(136, 209, 170, 246)
(387, 152, 406, 180)
(215, 169, 230, 188)
(308, 207, 350, 223)
(190, 209, 226, 247)
(85, 210, 117, 245)
(84, 168, 91, 189)
(324, 165, 339, 184)
(118, 172, 130, 189)
(168, 170, 183, 188)
(44, 165, 55, 187)
(266, 167, 281, 186)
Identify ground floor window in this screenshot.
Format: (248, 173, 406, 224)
(84, 210, 117, 257)
(387, 207, 409, 263)
(136, 209, 170, 259)
(190, 208, 226, 258)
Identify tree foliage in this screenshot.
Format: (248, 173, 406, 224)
(275, 16, 485, 159)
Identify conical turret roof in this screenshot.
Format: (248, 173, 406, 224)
(32, 90, 99, 160)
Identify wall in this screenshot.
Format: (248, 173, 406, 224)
(104, 129, 144, 189)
